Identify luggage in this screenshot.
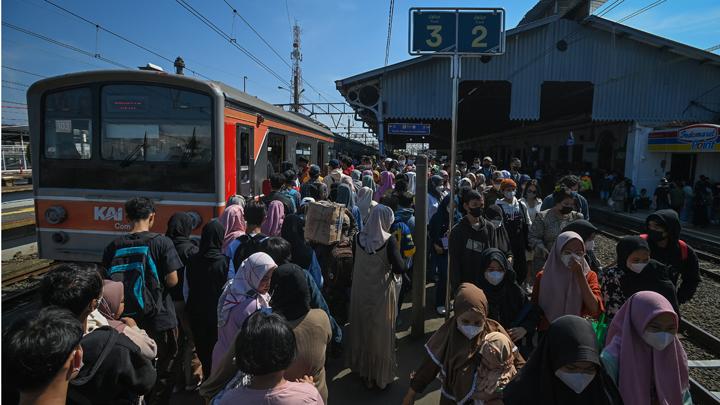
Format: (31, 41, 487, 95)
(304, 201, 344, 245)
(107, 233, 162, 319)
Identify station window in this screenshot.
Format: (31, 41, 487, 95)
(296, 142, 311, 162)
(100, 84, 212, 163)
(43, 87, 93, 159)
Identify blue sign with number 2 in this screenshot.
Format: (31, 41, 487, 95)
(411, 9, 503, 55)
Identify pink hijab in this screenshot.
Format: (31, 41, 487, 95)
(604, 291, 689, 405)
(219, 204, 246, 253)
(374, 171, 395, 202)
(538, 231, 591, 323)
(98, 280, 126, 332)
(261, 200, 285, 236)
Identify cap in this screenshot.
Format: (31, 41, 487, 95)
(309, 164, 321, 176)
(483, 156, 493, 162)
(329, 159, 340, 168)
(385, 158, 393, 163)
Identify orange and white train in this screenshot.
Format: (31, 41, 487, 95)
(27, 69, 341, 262)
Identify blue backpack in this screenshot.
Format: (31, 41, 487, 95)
(107, 233, 163, 319)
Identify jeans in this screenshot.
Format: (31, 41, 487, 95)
(432, 251, 448, 308)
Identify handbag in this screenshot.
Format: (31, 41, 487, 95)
(591, 313, 608, 349)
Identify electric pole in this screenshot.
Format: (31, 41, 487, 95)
(291, 22, 303, 112)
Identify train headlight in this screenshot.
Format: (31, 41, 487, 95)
(186, 211, 202, 230)
(45, 205, 67, 225)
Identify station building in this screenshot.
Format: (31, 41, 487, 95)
(336, 0, 720, 195)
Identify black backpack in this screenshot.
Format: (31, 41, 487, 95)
(107, 233, 163, 320)
(232, 233, 269, 271)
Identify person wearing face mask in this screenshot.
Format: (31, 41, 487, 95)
(529, 188, 583, 279)
(483, 171, 505, 206)
(484, 205, 513, 261)
(496, 179, 531, 284)
(475, 249, 540, 357)
(479, 156, 496, 185)
(531, 231, 603, 332)
(402, 283, 525, 405)
(561, 220, 602, 273)
(508, 157, 523, 184)
(504, 315, 623, 405)
(520, 180, 543, 221)
(427, 175, 445, 220)
(429, 195, 463, 315)
(600, 291, 691, 404)
(642, 209, 700, 304)
(449, 190, 499, 293)
(599, 236, 679, 320)
(540, 175, 590, 220)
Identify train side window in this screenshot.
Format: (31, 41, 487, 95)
(267, 133, 285, 174)
(43, 88, 93, 159)
(296, 142, 311, 164)
(237, 126, 251, 186)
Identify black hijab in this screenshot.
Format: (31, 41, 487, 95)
(562, 220, 601, 272)
(199, 219, 226, 260)
(280, 214, 313, 270)
(615, 236, 679, 315)
(429, 175, 444, 200)
(270, 263, 311, 322)
(475, 249, 526, 328)
(484, 205, 511, 256)
(186, 220, 229, 319)
(504, 315, 623, 405)
(166, 212, 198, 265)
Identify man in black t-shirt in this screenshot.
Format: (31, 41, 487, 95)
(102, 197, 182, 405)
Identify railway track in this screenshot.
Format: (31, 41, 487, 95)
(593, 214, 720, 403)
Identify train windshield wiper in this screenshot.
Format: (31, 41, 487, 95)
(120, 131, 148, 168)
(179, 127, 197, 167)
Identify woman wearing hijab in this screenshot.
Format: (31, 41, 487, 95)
(405, 171, 417, 194)
(356, 186, 377, 225)
(348, 204, 406, 389)
(562, 220, 602, 273)
(212, 252, 277, 368)
(362, 174, 376, 193)
(374, 171, 395, 202)
(336, 183, 363, 231)
(503, 315, 623, 405)
(281, 214, 323, 288)
(601, 291, 691, 404)
(219, 204, 246, 258)
(484, 205, 513, 261)
(473, 332, 519, 404)
(98, 280, 158, 361)
(599, 236, 679, 320)
(476, 249, 539, 356)
(186, 220, 229, 375)
(428, 175, 445, 220)
(270, 265, 332, 404)
(261, 200, 285, 237)
(403, 283, 524, 405)
(531, 231, 603, 332)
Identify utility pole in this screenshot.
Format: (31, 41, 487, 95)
(291, 22, 303, 112)
(243, 76, 247, 92)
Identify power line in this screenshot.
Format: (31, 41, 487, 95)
(384, 0, 395, 67)
(2, 101, 28, 106)
(705, 43, 720, 52)
(174, 0, 290, 87)
(39, 0, 213, 80)
(2, 80, 30, 88)
(3, 22, 131, 69)
(617, 0, 666, 23)
(2, 66, 47, 78)
(220, 0, 291, 69)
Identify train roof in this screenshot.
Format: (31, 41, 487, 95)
(28, 69, 334, 138)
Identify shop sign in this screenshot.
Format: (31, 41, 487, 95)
(648, 124, 720, 153)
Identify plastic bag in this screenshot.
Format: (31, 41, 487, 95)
(592, 313, 608, 349)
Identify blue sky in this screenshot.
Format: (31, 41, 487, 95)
(2, 0, 719, 127)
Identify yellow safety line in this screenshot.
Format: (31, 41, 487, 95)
(1, 207, 35, 216)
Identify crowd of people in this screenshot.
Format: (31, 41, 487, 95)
(4, 153, 705, 405)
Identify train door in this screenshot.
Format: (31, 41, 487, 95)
(236, 125, 253, 196)
(671, 154, 697, 183)
(267, 133, 285, 174)
(317, 142, 325, 167)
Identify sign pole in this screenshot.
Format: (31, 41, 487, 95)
(445, 51, 461, 320)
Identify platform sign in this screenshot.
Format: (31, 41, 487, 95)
(409, 8, 505, 55)
(389, 123, 431, 136)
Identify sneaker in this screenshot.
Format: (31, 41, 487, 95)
(436, 306, 446, 316)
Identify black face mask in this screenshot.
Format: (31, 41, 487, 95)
(468, 207, 484, 218)
(647, 229, 666, 242)
(483, 163, 491, 168)
(560, 206, 573, 215)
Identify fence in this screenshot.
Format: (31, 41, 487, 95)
(1, 144, 31, 172)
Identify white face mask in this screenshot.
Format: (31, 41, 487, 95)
(627, 261, 649, 273)
(643, 331, 675, 351)
(555, 370, 596, 394)
(471, 222, 481, 231)
(490, 219, 502, 228)
(436, 186, 444, 194)
(399, 160, 406, 166)
(504, 190, 515, 200)
(457, 324, 483, 340)
(585, 240, 595, 252)
(561, 253, 583, 268)
(485, 271, 504, 286)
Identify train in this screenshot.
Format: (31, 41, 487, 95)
(27, 69, 375, 262)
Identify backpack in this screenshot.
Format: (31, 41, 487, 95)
(328, 239, 354, 290)
(107, 233, 163, 319)
(232, 233, 269, 271)
(639, 233, 688, 261)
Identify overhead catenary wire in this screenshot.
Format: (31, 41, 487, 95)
(384, 0, 395, 67)
(2, 66, 47, 78)
(2, 22, 131, 69)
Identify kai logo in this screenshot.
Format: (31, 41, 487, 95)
(94, 206, 123, 221)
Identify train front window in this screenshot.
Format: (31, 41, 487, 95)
(44, 88, 93, 159)
(101, 85, 212, 163)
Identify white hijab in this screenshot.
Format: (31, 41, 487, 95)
(358, 204, 394, 254)
(216, 252, 277, 327)
(406, 171, 417, 194)
(357, 186, 375, 223)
